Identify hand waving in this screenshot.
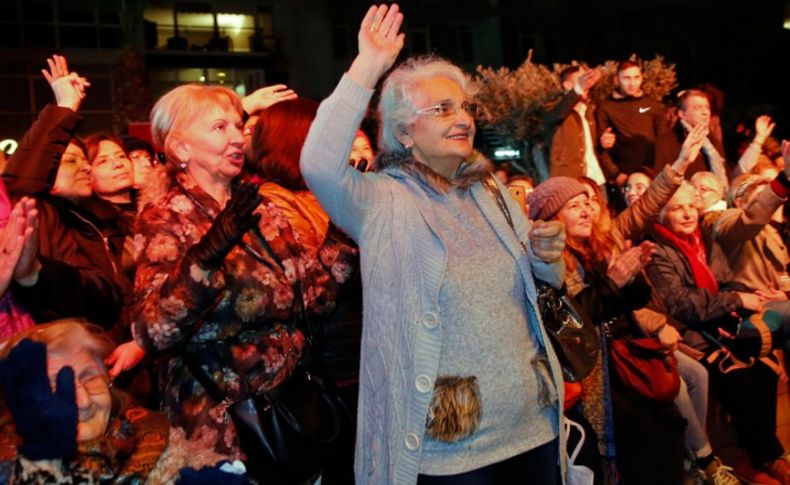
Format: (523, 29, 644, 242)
(0, 339, 78, 460)
(349, 4, 405, 89)
(242, 84, 298, 114)
(672, 123, 707, 176)
(41, 55, 91, 112)
(575, 68, 601, 95)
(753, 115, 775, 145)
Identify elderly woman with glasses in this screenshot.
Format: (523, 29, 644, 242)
(301, 5, 567, 484)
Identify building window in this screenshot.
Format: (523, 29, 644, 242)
(143, 5, 260, 53)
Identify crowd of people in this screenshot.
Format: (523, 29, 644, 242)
(0, 3, 787, 484)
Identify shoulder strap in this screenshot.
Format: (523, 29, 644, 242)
(482, 174, 529, 254)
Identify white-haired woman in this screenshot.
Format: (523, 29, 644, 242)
(301, 5, 566, 484)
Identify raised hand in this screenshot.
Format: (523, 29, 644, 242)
(673, 122, 707, 176)
(241, 84, 298, 115)
(575, 68, 601, 95)
(529, 220, 566, 263)
(753, 115, 775, 145)
(348, 4, 405, 89)
(0, 339, 78, 460)
(186, 181, 262, 268)
(0, 197, 37, 295)
(41, 55, 91, 112)
(607, 240, 655, 288)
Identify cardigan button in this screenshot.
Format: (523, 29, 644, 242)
(415, 375, 433, 393)
(404, 433, 420, 451)
(423, 312, 439, 329)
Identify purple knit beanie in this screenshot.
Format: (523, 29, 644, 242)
(527, 176, 588, 221)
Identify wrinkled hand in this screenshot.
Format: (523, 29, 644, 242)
(657, 324, 681, 352)
(348, 4, 405, 89)
(607, 240, 655, 288)
(575, 68, 601, 95)
(529, 220, 565, 263)
(187, 182, 262, 268)
(0, 339, 77, 460)
(753, 115, 775, 145)
(241, 84, 297, 115)
(105, 341, 147, 379)
(41, 55, 90, 112)
(736, 291, 764, 312)
(673, 123, 707, 176)
(600, 127, 616, 150)
(0, 197, 37, 295)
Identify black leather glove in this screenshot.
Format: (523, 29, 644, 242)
(187, 181, 262, 268)
(0, 339, 78, 460)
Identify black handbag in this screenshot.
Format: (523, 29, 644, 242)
(182, 226, 348, 484)
(483, 175, 599, 381)
(535, 280, 600, 381)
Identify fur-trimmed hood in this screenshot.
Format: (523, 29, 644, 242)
(376, 149, 493, 194)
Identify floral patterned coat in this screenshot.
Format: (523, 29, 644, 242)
(132, 172, 356, 456)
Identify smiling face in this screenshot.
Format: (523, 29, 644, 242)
(662, 184, 699, 237)
(52, 142, 93, 202)
(90, 140, 133, 200)
(46, 349, 111, 442)
(175, 104, 245, 187)
(556, 193, 592, 243)
(407, 77, 476, 177)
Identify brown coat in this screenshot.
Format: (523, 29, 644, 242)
(545, 91, 618, 179)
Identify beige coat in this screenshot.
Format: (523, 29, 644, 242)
(713, 186, 789, 293)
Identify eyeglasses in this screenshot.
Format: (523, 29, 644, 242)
(414, 100, 481, 119)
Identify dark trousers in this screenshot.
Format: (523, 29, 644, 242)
(417, 438, 560, 485)
(706, 358, 784, 466)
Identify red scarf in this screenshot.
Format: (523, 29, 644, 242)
(653, 223, 719, 296)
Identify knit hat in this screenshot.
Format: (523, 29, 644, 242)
(527, 176, 588, 221)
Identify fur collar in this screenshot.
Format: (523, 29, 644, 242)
(376, 150, 493, 195)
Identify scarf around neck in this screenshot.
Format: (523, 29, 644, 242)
(653, 222, 719, 295)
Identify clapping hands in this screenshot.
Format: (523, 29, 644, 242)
(607, 240, 656, 288)
(0, 197, 37, 294)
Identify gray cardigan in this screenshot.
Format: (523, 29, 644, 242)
(301, 74, 566, 484)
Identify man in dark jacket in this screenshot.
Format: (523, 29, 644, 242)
(545, 66, 618, 188)
(654, 89, 729, 192)
(2, 57, 129, 331)
(596, 60, 669, 187)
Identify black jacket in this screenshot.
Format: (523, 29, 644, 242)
(595, 95, 669, 175)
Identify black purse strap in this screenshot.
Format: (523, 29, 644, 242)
(482, 174, 529, 255)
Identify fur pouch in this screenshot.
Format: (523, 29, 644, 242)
(425, 375, 481, 443)
(532, 352, 559, 409)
